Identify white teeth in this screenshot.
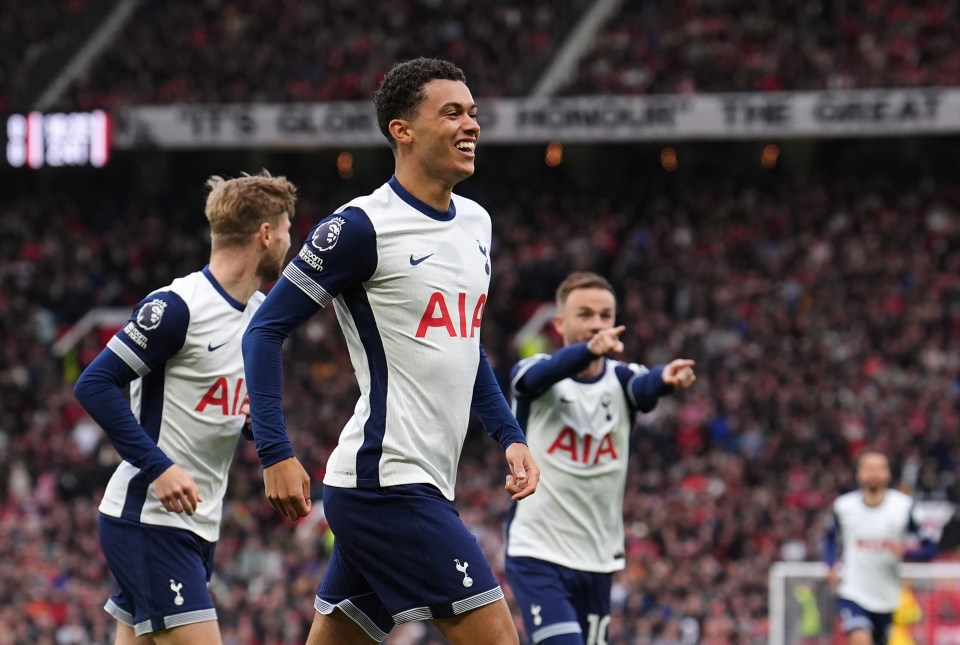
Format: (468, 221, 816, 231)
(455, 141, 475, 152)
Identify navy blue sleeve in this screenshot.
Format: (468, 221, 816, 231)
(73, 291, 189, 481)
(904, 504, 938, 561)
(75, 350, 175, 480)
(243, 211, 376, 469)
(471, 344, 527, 451)
(614, 364, 672, 413)
(513, 343, 596, 398)
(823, 511, 840, 567)
(279, 207, 378, 306)
(105, 291, 190, 375)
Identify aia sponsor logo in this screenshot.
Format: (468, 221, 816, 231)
(855, 538, 900, 553)
(548, 427, 618, 465)
(195, 377, 247, 415)
(416, 291, 487, 338)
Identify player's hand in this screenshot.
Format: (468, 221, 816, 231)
(826, 568, 840, 592)
(662, 359, 696, 389)
(152, 464, 202, 515)
(263, 457, 312, 520)
(239, 400, 253, 441)
(587, 325, 626, 357)
(504, 442, 540, 501)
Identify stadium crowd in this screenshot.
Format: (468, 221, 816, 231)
(43, 0, 960, 112)
(64, 0, 588, 109)
(563, 0, 960, 95)
(3, 162, 959, 643)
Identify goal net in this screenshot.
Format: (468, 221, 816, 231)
(769, 562, 960, 645)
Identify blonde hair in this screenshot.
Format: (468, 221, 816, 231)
(205, 170, 297, 248)
(555, 272, 616, 309)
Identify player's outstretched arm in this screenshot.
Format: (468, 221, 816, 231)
(513, 326, 627, 398)
(263, 457, 312, 520)
(504, 442, 541, 500)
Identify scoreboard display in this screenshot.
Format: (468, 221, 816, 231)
(5, 110, 110, 168)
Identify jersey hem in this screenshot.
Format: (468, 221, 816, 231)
(323, 473, 455, 501)
(505, 548, 625, 574)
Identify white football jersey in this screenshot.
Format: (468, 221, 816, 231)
(832, 489, 920, 612)
(99, 268, 261, 542)
(506, 356, 647, 572)
(281, 177, 493, 500)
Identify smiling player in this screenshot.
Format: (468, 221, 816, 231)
(242, 58, 540, 645)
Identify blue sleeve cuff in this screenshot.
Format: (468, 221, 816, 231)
(472, 344, 526, 451)
(616, 364, 671, 413)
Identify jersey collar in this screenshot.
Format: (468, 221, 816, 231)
(202, 266, 246, 312)
(388, 176, 457, 222)
(572, 358, 607, 384)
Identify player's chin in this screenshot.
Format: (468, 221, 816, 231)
(455, 161, 475, 179)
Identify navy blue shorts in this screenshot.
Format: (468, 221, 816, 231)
(505, 555, 612, 645)
(837, 598, 893, 645)
(316, 483, 504, 642)
(99, 514, 217, 636)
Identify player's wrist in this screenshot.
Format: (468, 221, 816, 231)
(585, 339, 602, 357)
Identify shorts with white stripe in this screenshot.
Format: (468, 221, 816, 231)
(99, 514, 217, 637)
(315, 484, 504, 641)
(506, 555, 612, 644)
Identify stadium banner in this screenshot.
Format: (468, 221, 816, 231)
(111, 88, 959, 149)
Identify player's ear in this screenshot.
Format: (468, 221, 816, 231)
(552, 315, 564, 337)
(256, 221, 272, 248)
(389, 119, 413, 147)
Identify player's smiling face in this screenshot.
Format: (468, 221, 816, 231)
(554, 288, 617, 346)
(411, 79, 479, 184)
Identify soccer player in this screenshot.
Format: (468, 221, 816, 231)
(823, 450, 937, 645)
(504, 272, 697, 645)
(74, 171, 296, 645)
(241, 57, 540, 645)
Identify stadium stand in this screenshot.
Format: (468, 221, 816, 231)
(562, 0, 960, 95)
(3, 153, 959, 642)
(63, 0, 590, 109)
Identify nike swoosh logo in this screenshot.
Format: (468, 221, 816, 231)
(207, 341, 229, 352)
(409, 253, 434, 266)
(560, 397, 575, 404)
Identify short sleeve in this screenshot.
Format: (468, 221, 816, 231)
(281, 207, 378, 307)
(106, 291, 190, 376)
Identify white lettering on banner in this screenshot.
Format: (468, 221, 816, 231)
(110, 88, 960, 149)
(813, 92, 941, 124)
(722, 98, 792, 127)
(516, 99, 688, 130)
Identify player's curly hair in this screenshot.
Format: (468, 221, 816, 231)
(374, 57, 467, 151)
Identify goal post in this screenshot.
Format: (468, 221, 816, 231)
(769, 561, 960, 645)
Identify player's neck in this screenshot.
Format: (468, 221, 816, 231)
(578, 357, 605, 380)
(393, 167, 454, 212)
(207, 251, 261, 304)
(861, 488, 887, 507)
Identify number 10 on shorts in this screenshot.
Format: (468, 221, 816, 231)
(586, 613, 611, 645)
